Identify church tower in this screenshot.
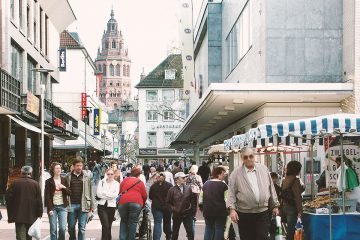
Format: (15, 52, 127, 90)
(95, 9, 132, 109)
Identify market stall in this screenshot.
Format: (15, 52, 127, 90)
(223, 114, 360, 240)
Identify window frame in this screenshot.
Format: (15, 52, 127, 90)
(163, 131, 173, 146)
(147, 132, 157, 148)
(163, 111, 175, 122)
(162, 89, 175, 102)
(146, 110, 158, 122)
(146, 90, 158, 102)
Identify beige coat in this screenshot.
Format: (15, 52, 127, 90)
(226, 163, 279, 213)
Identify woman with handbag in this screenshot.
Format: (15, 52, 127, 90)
(44, 162, 70, 240)
(118, 167, 147, 240)
(281, 161, 305, 240)
(96, 168, 120, 240)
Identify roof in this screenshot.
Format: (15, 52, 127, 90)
(135, 54, 183, 88)
(60, 31, 83, 48)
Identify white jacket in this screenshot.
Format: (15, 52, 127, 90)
(96, 179, 120, 207)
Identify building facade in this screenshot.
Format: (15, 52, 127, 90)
(173, 0, 353, 164)
(136, 54, 196, 163)
(52, 31, 116, 164)
(0, 0, 77, 194)
(95, 10, 132, 109)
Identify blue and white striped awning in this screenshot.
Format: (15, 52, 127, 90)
(223, 114, 360, 150)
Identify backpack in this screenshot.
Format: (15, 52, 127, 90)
(281, 178, 297, 204)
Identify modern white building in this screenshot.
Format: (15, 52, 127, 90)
(172, 0, 354, 165)
(52, 31, 117, 163)
(135, 54, 195, 163)
(0, 0, 77, 191)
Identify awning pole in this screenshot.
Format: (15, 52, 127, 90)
(327, 135, 332, 240)
(310, 137, 315, 200)
(340, 133, 346, 215)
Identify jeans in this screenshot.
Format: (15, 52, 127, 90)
(68, 203, 88, 240)
(15, 223, 32, 240)
(98, 203, 116, 240)
(172, 214, 194, 240)
(48, 204, 67, 240)
(118, 202, 142, 240)
(152, 208, 172, 240)
(204, 215, 227, 240)
(236, 210, 270, 240)
(283, 205, 298, 240)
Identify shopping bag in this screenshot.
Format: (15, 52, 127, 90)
(224, 216, 232, 239)
(274, 216, 283, 240)
(294, 218, 304, 240)
(346, 167, 359, 191)
(28, 218, 41, 240)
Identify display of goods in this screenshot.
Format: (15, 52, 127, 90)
(303, 196, 334, 209)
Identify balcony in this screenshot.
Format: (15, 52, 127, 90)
(0, 69, 20, 114)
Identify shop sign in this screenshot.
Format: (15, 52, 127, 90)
(156, 124, 182, 129)
(26, 92, 40, 116)
(139, 148, 157, 155)
(158, 149, 176, 155)
(59, 48, 66, 71)
(93, 108, 100, 135)
(81, 93, 87, 120)
(54, 118, 64, 128)
(325, 136, 360, 187)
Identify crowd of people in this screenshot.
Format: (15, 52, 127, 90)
(4, 147, 305, 240)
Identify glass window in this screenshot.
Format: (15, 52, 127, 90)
(39, 8, 43, 50)
(123, 65, 126, 76)
(146, 90, 158, 102)
(164, 132, 173, 146)
(163, 111, 174, 121)
(102, 64, 106, 76)
(110, 65, 114, 76)
(45, 15, 48, 55)
(147, 132, 157, 147)
(10, 0, 15, 20)
(116, 64, 120, 76)
(226, 1, 252, 76)
(127, 65, 130, 77)
(27, 57, 36, 93)
(26, 4, 30, 36)
(11, 42, 23, 82)
(19, 0, 23, 29)
(163, 89, 175, 101)
(112, 40, 116, 48)
(146, 110, 158, 121)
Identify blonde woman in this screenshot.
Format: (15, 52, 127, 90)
(96, 168, 120, 240)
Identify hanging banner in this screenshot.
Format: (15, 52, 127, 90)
(178, 0, 195, 100)
(81, 93, 87, 120)
(93, 108, 100, 135)
(59, 48, 66, 71)
(96, 73, 103, 98)
(325, 136, 360, 187)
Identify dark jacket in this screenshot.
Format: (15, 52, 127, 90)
(149, 181, 172, 211)
(202, 180, 228, 217)
(6, 176, 43, 224)
(282, 175, 305, 214)
(166, 184, 196, 217)
(198, 165, 211, 183)
(44, 177, 70, 213)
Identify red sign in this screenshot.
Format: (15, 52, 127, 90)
(54, 118, 64, 128)
(81, 93, 87, 120)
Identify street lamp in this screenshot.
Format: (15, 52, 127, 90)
(31, 67, 54, 204)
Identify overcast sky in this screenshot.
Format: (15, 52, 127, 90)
(67, 0, 203, 97)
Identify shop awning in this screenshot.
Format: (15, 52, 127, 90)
(224, 113, 360, 150)
(7, 115, 41, 133)
(171, 83, 353, 148)
(53, 131, 104, 151)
